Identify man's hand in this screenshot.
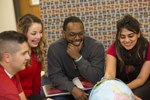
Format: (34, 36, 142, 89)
(132, 93, 142, 100)
(72, 86, 89, 100)
(67, 41, 83, 60)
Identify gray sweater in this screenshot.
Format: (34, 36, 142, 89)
(48, 36, 105, 93)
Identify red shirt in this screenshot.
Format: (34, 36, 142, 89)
(0, 65, 23, 100)
(18, 51, 42, 97)
(107, 42, 150, 66)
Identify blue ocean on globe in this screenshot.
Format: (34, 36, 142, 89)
(89, 79, 134, 100)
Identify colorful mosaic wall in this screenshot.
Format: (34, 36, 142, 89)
(39, 0, 150, 72)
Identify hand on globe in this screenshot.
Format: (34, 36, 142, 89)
(132, 93, 142, 100)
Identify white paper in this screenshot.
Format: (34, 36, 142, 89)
(72, 77, 84, 89)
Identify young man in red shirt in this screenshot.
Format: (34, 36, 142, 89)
(0, 31, 30, 100)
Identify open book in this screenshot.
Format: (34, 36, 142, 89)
(42, 77, 94, 97)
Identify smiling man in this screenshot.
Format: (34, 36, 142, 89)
(0, 31, 30, 100)
(47, 16, 105, 100)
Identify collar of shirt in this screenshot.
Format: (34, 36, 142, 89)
(4, 69, 13, 78)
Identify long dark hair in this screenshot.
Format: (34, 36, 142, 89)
(115, 14, 148, 72)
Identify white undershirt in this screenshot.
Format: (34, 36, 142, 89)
(4, 69, 13, 78)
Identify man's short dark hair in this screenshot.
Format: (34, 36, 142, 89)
(0, 31, 27, 43)
(0, 31, 28, 61)
(63, 16, 84, 31)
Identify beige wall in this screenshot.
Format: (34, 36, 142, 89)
(0, 0, 17, 32)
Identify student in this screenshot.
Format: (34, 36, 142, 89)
(104, 14, 150, 99)
(0, 31, 30, 100)
(17, 14, 47, 100)
(47, 16, 105, 100)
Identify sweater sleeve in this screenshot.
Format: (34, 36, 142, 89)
(32, 62, 42, 94)
(75, 41, 105, 84)
(48, 46, 75, 93)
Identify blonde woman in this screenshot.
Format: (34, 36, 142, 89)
(17, 14, 46, 100)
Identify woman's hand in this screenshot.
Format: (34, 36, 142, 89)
(132, 93, 142, 100)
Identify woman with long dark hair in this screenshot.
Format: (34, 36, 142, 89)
(104, 14, 150, 99)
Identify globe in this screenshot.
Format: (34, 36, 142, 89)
(89, 78, 134, 100)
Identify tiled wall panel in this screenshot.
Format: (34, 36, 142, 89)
(39, 0, 150, 72)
